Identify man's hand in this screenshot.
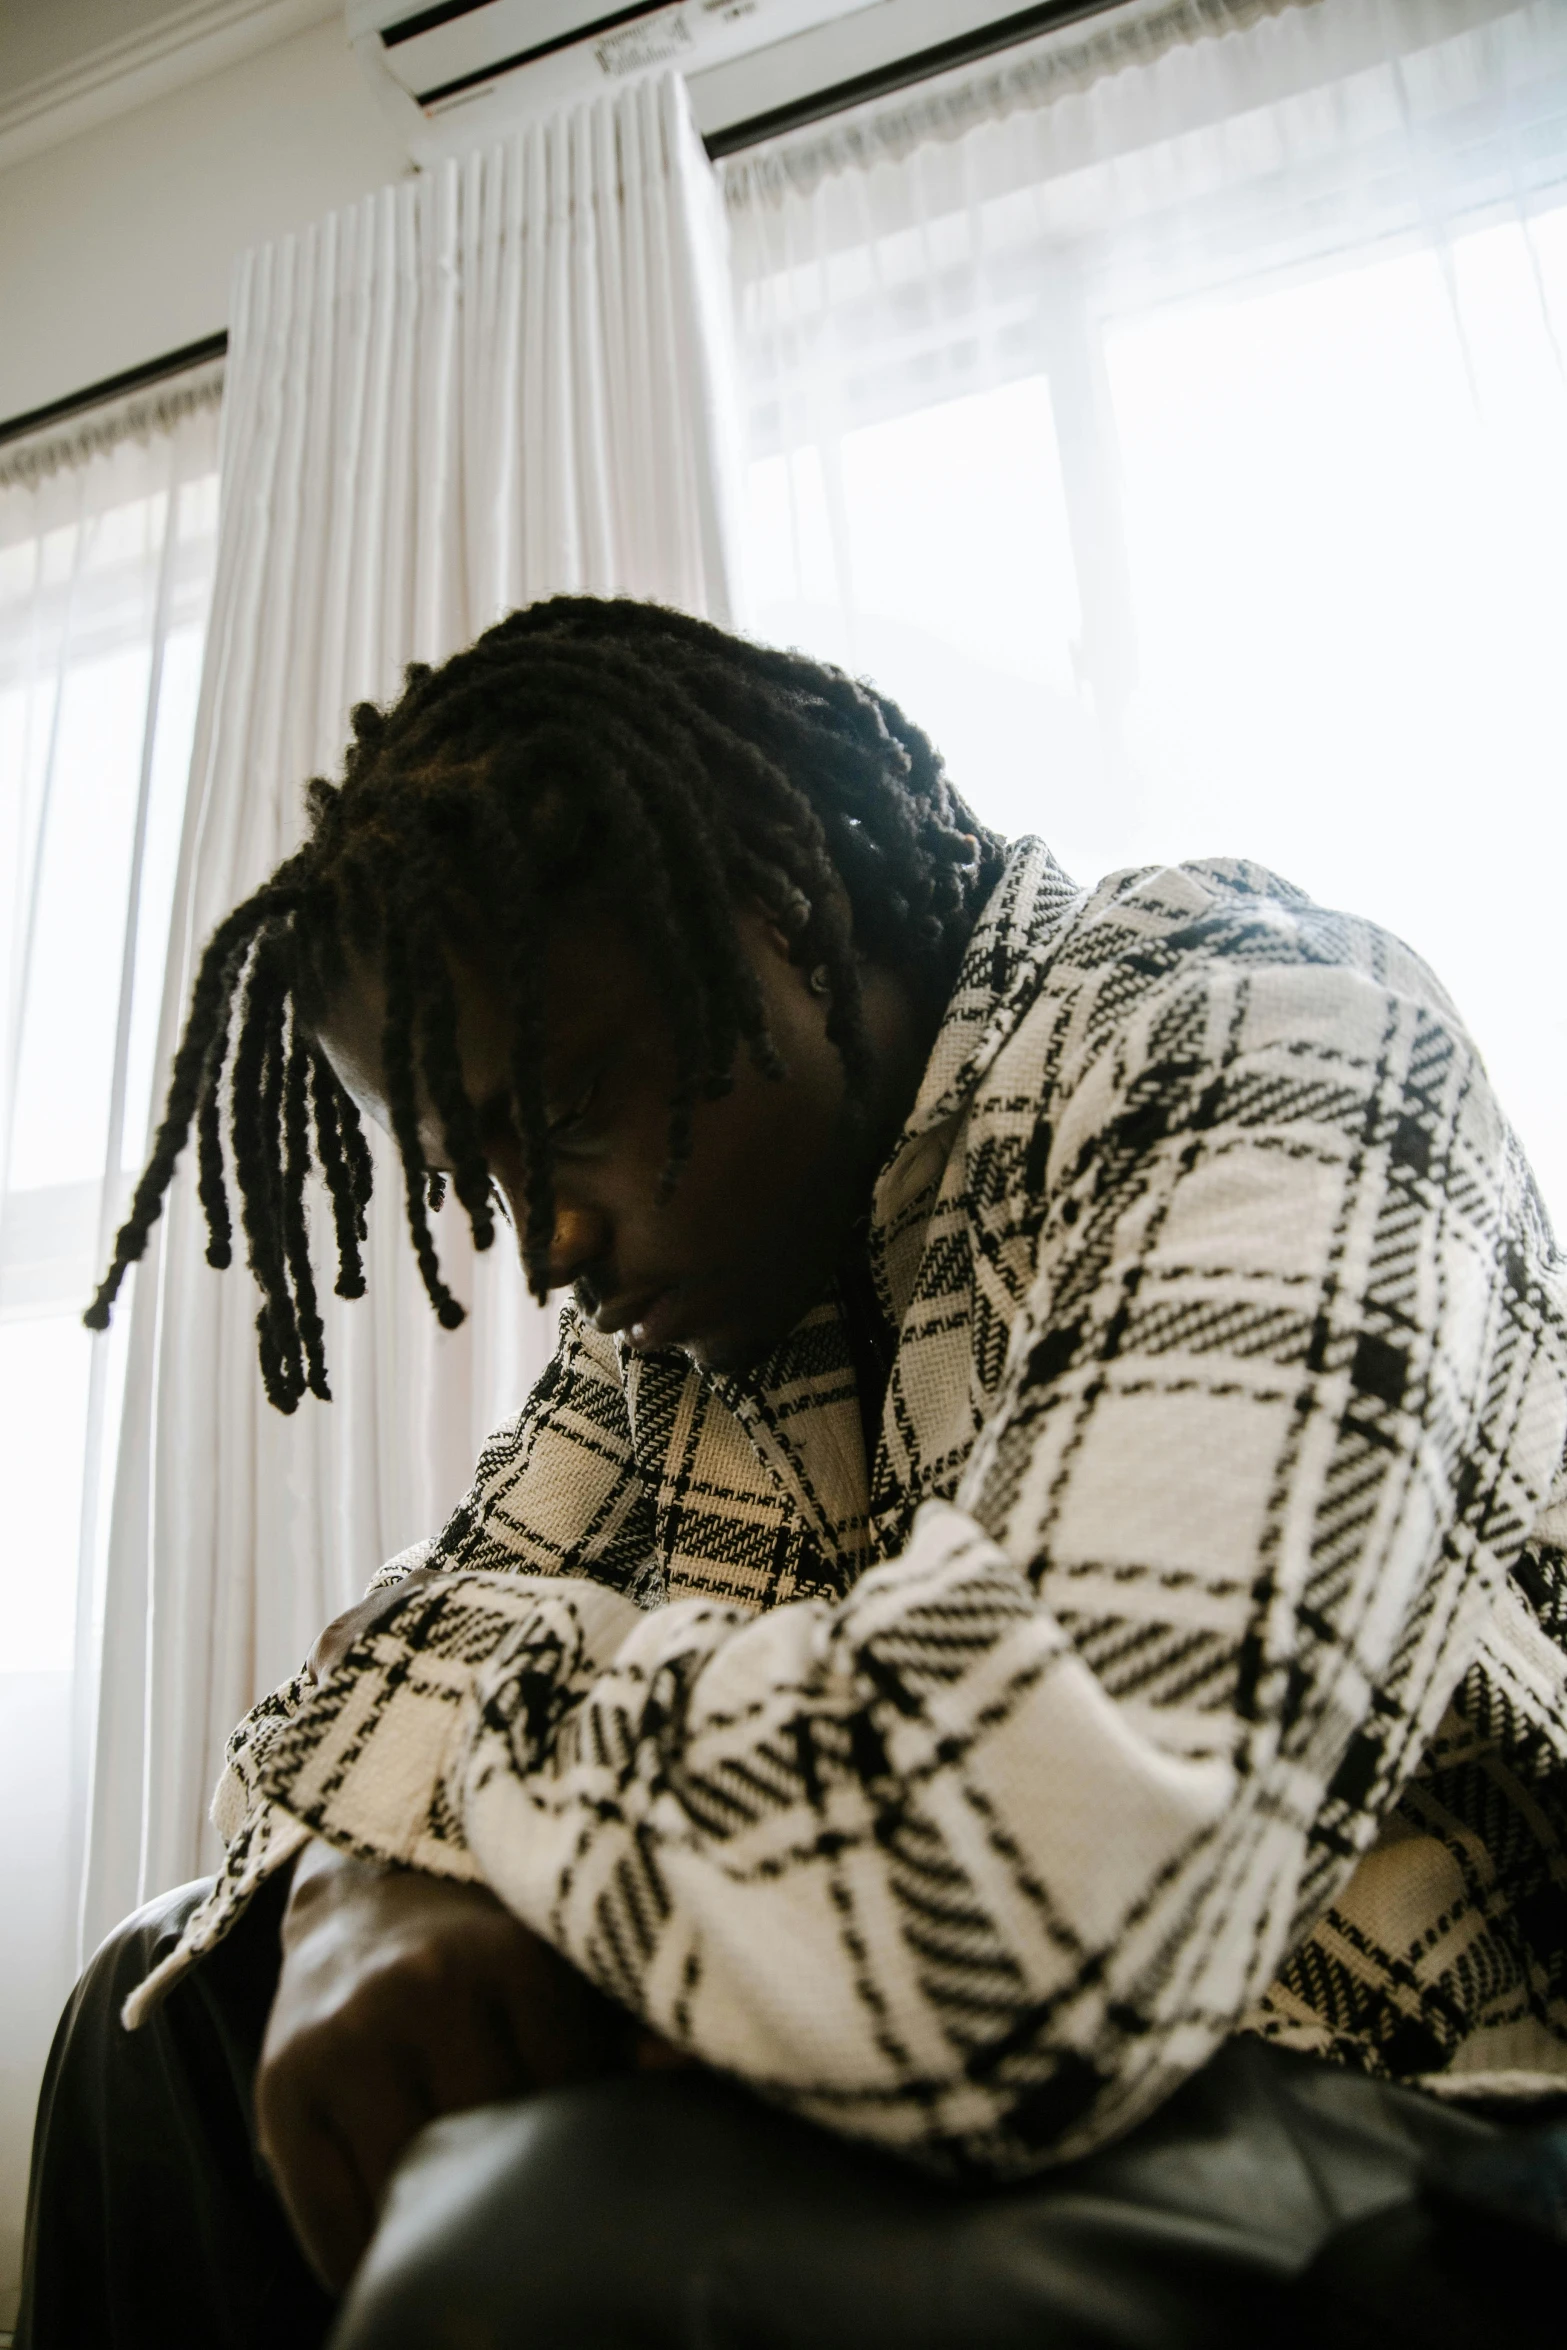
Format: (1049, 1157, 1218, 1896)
(256, 1840, 633, 2291)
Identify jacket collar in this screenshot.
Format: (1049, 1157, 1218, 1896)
(700, 840, 1083, 1575)
(874, 838, 1083, 1223)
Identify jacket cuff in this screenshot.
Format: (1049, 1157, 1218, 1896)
(253, 1571, 646, 1878)
(120, 1799, 311, 2029)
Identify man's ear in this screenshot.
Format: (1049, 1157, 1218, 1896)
(749, 880, 851, 972)
(741, 888, 812, 970)
(760, 917, 797, 964)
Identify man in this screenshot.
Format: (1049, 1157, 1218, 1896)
(20, 598, 1567, 2345)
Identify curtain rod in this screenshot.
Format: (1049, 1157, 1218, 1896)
(0, 332, 229, 454)
(703, 0, 1125, 159)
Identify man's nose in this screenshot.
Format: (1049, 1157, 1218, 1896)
(546, 1201, 609, 1289)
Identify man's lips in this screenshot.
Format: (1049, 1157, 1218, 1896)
(592, 1285, 686, 1351)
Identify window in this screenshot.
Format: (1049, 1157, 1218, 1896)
(0, 395, 221, 1671)
(729, 0, 1567, 1220)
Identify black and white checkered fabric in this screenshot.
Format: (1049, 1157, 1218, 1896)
(128, 843, 1567, 2173)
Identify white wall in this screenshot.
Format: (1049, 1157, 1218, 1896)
(0, 12, 408, 423)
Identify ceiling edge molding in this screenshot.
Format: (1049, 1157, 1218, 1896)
(0, 0, 340, 176)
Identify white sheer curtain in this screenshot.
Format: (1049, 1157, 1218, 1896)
(0, 379, 222, 2325)
(81, 72, 742, 1964)
(725, 0, 1567, 1221)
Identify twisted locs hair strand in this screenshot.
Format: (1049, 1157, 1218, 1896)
(86, 597, 1006, 1411)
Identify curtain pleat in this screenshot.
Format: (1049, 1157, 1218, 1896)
(80, 71, 741, 1955)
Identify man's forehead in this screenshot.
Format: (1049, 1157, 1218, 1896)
(312, 909, 650, 1096)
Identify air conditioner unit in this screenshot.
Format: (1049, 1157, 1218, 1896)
(348, 0, 1058, 163)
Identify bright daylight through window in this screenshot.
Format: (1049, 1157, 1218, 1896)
(737, 190, 1567, 1237)
(0, 415, 219, 1673)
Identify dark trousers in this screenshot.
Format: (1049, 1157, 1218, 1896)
(18, 1878, 1567, 2349)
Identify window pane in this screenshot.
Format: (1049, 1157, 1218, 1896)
(740, 202, 1567, 1225)
(744, 376, 1095, 848)
(1104, 209, 1567, 1218)
(0, 413, 220, 1674)
(121, 621, 206, 1170)
(0, 1315, 93, 1671)
(7, 641, 152, 1190)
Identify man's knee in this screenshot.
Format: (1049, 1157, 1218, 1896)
(37, 1878, 216, 2112)
(83, 1879, 216, 2009)
(19, 1875, 330, 2350)
(329, 2044, 1567, 2350)
(335, 2077, 712, 2348)
(332, 2072, 883, 2350)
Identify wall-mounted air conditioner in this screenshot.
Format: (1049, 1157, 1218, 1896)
(349, 0, 1058, 162)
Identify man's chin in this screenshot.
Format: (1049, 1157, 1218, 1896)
(675, 1327, 763, 1377)
(666, 1260, 842, 1378)
(676, 1304, 804, 1379)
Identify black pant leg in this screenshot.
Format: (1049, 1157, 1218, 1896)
(22, 1893, 1564, 2350)
(16, 1874, 335, 2350)
(330, 2041, 1563, 2350)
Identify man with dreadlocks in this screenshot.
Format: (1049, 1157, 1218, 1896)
(19, 598, 1567, 2347)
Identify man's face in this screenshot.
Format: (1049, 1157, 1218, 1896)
(315, 903, 924, 1373)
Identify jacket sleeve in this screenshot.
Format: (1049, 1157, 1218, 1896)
(122, 1308, 654, 2026)
(252, 937, 1567, 2169)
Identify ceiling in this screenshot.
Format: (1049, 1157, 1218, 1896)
(0, 0, 338, 170)
(0, 0, 201, 94)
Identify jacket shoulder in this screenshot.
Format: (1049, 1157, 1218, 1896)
(1003, 857, 1469, 1044)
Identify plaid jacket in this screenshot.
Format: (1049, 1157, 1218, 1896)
(129, 843, 1567, 2174)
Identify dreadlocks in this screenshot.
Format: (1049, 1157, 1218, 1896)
(86, 598, 1007, 1411)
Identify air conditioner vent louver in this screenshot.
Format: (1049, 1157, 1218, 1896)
(347, 0, 1070, 160)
